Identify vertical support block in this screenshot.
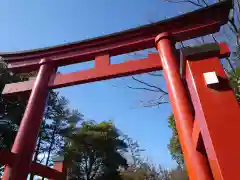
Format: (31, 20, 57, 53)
(155, 32, 212, 180)
(50, 156, 66, 180)
(3, 59, 56, 180)
(95, 54, 110, 69)
(185, 57, 240, 180)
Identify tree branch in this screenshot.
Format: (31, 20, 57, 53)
(211, 34, 218, 43)
(164, 0, 204, 7)
(200, 0, 208, 7)
(139, 94, 169, 108)
(226, 57, 236, 73)
(39, 153, 46, 164)
(228, 19, 238, 35)
(127, 85, 162, 92)
(180, 41, 185, 48)
(132, 76, 168, 94)
(140, 101, 169, 108)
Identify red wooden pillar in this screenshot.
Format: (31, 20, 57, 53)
(50, 156, 66, 180)
(155, 32, 212, 180)
(3, 58, 56, 180)
(185, 56, 240, 179)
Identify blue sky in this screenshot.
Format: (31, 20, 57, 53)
(0, 0, 199, 168)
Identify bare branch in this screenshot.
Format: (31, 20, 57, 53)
(139, 94, 169, 108)
(127, 85, 161, 92)
(39, 153, 46, 163)
(200, 0, 208, 7)
(226, 57, 236, 73)
(180, 41, 185, 48)
(141, 101, 169, 107)
(200, 36, 205, 43)
(211, 34, 218, 43)
(228, 19, 238, 35)
(132, 76, 168, 94)
(164, 0, 204, 7)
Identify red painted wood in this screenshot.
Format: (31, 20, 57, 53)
(2, 43, 229, 95)
(155, 33, 213, 180)
(0, 1, 231, 73)
(3, 59, 57, 180)
(30, 163, 64, 179)
(0, 149, 15, 166)
(192, 120, 205, 153)
(95, 54, 110, 68)
(0, 148, 64, 179)
(185, 57, 240, 180)
(3, 54, 162, 95)
(182, 43, 230, 60)
(49, 161, 66, 180)
(0, 2, 232, 179)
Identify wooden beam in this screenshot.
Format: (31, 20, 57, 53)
(0, 1, 231, 73)
(3, 54, 162, 95)
(2, 42, 230, 95)
(30, 163, 64, 179)
(0, 149, 63, 179)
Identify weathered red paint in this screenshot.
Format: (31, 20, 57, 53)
(2, 59, 56, 180)
(3, 53, 162, 95)
(0, 1, 233, 179)
(0, 149, 15, 166)
(30, 163, 64, 179)
(192, 119, 201, 151)
(0, 1, 231, 73)
(50, 160, 66, 180)
(95, 54, 110, 68)
(2, 43, 229, 95)
(185, 56, 240, 180)
(0, 149, 63, 179)
(155, 32, 213, 180)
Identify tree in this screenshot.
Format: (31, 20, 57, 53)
(0, 59, 30, 149)
(64, 121, 128, 180)
(121, 159, 189, 180)
(0, 60, 35, 176)
(122, 135, 145, 169)
(29, 92, 83, 180)
(163, 0, 240, 168)
(120, 136, 187, 180)
(125, 0, 240, 169)
(167, 115, 184, 169)
(0, 60, 83, 179)
(42, 93, 83, 166)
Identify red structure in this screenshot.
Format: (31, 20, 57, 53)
(0, 1, 239, 179)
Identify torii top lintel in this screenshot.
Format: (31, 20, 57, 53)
(0, 0, 232, 73)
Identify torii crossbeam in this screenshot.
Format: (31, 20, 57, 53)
(1, 1, 240, 180)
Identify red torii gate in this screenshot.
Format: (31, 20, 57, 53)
(0, 1, 239, 179)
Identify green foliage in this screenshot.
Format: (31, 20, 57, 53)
(228, 67, 240, 103)
(30, 92, 83, 180)
(0, 60, 31, 149)
(0, 60, 83, 179)
(121, 161, 188, 180)
(167, 115, 184, 169)
(64, 121, 128, 180)
(123, 135, 145, 169)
